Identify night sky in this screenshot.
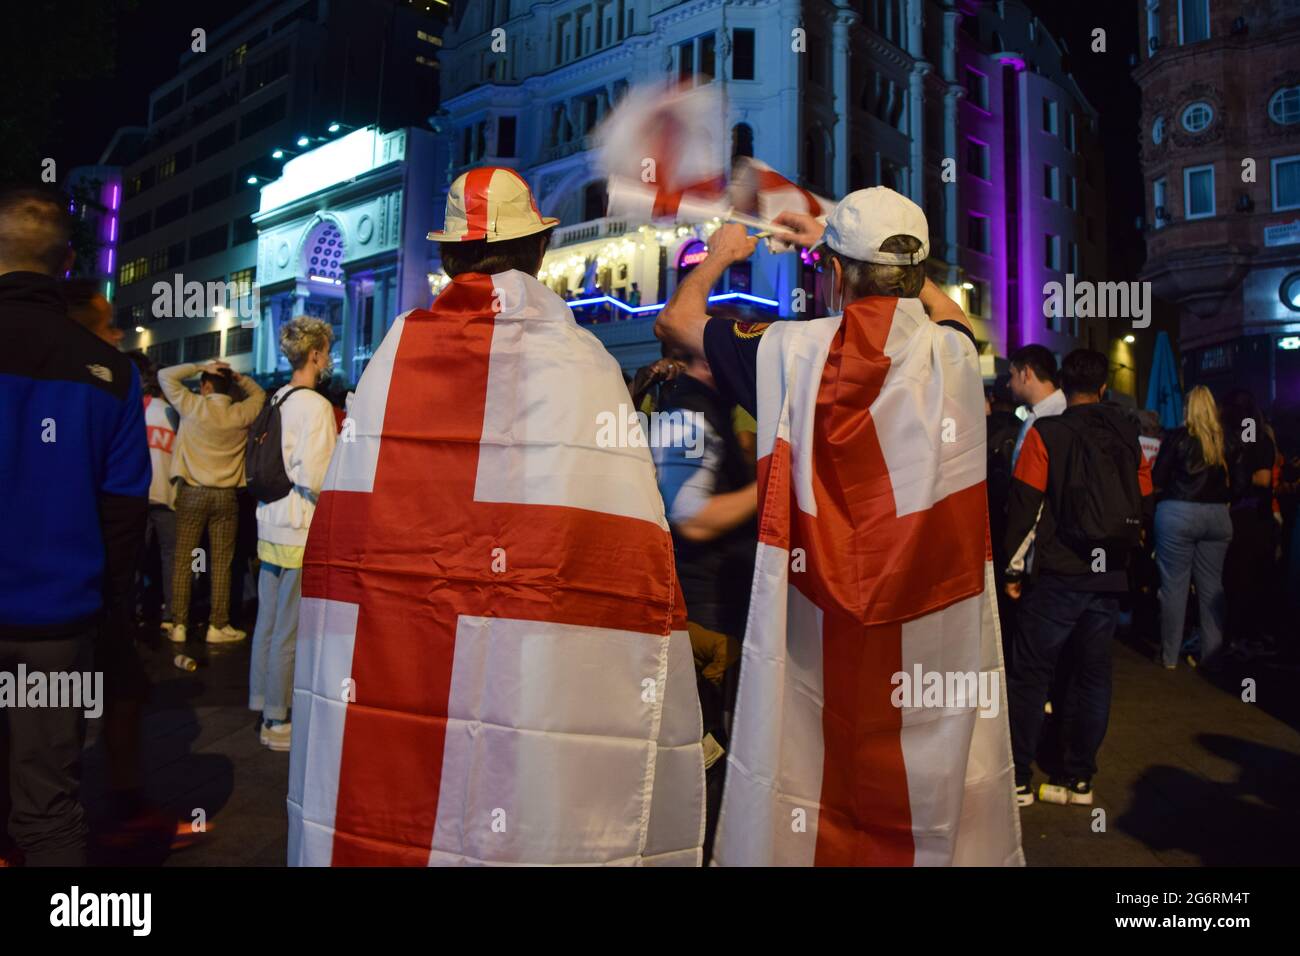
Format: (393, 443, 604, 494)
(44, 0, 1144, 277)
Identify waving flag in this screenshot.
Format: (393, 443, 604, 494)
(597, 84, 730, 223)
(730, 157, 834, 223)
(288, 270, 705, 866)
(713, 298, 1024, 867)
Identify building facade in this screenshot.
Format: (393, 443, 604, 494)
(434, 0, 1108, 376)
(113, 0, 447, 376)
(251, 125, 442, 382)
(1134, 0, 1300, 413)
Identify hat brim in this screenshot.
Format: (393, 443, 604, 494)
(427, 217, 560, 243)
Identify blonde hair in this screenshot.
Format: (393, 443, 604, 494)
(1185, 385, 1225, 469)
(280, 315, 333, 370)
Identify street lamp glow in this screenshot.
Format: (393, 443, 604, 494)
(961, 281, 974, 290)
(272, 148, 285, 159)
(1123, 334, 1136, 343)
(328, 121, 341, 133)
(247, 175, 259, 185)
(134, 325, 145, 333)
(296, 135, 310, 147)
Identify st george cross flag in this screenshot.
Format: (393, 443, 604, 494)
(287, 269, 706, 866)
(597, 83, 730, 223)
(713, 297, 1024, 867)
(730, 157, 835, 223)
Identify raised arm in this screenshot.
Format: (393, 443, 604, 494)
(919, 278, 973, 334)
(654, 223, 757, 359)
(157, 362, 204, 419)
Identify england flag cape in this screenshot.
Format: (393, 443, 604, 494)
(713, 296, 1024, 866)
(288, 270, 705, 866)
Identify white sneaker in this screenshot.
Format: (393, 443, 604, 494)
(260, 721, 292, 752)
(168, 624, 187, 643)
(206, 624, 246, 644)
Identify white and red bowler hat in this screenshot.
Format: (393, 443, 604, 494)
(428, 166, 560, 243)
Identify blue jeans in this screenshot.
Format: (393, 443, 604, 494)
(1008, 583, 1118, 785)
(1155, 500, 1231, 668)
(248, 561, 303, 722)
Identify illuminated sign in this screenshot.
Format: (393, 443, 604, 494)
(1279, 336, 1300, 351)
(676, 239, 708, 269)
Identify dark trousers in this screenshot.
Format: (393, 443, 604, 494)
(0, 629, 94, 865)
(1008, 584, 1118, 786)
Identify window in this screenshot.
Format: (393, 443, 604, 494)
(1269, 87, 1300, 126)
(240, 94, 286, 139)
(966, 138, 990, 180)
(230, 267, 256, 300)
(1147, 1, 1161, 55)
(1184, 164, 1215, 219)
(1181, 101, 1213, 133)
(497, 116, 517, 158)
(1281, 272, 1300, 312)
(678, 33, 716, 86)
(1069, 241, 1080, 275)
(158, 153, 177, 182)
(226, 327, 254, 356)
(967, 279, 988, 318)
(185, 331, 221, 361)
(187, 61, 223, 99)
(1069, 175, 1078, 210)
(1178, 0, 1210, 44)
(1153, 177, 1168, 228)
(965, 67, 988, 110)
(1273, 157, 1300, 211)
(147, 340, 179, 366)
(732, 28, 755, 80)
(195, 122, 236, 161)
(189, 225, 229, 260)
(1044, 233, 1061, 271)
(154, 194, 189, 227)
(244, 47, 289, 96)
(1042, 98, 1059, 135)
(1043, 164, 1060, 200)
(582, 180, 607, 221)
(192, 173, 232, 211)
(967, 213, 990, 253)
(233, 215, 258, 246)
(1152, 115, 1165, 144)
(152, 86, 184, 123)
(119, 256, 150, 287)
(1068, 112, 1077, 152)
(225, 43, 249, 73)
(122, 212, 152, 242)
(732, 123, 754, 160)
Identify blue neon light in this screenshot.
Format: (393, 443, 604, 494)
(565, 292, 779, 314)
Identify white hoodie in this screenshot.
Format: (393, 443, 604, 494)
(255, 386, 338, 548)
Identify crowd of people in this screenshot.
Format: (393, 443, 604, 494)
(2, 167, 1295, 866)
(0, 185, 342, 865)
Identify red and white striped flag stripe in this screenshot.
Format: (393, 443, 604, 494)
(288, 271, 705, 866)
(713, 297, 1024, 867)
(731, 157, 835, 223)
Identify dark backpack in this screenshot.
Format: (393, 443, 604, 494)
(1052, 411, 1143, 553)
(245, 386, 309, 504)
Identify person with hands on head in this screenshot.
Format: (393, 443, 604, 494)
(158, 357, 266, 645)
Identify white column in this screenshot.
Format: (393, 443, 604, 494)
(831, 13, 852, 198)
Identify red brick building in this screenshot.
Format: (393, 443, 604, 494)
(1133, 0, 1300, 414)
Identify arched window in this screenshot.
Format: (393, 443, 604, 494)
(1269, 87, 1300, 126)
(731, 123, 754, 160)
(1152, 115, 1165, 145)
(303, 220, 344, 282)
(849, 156, 866, 191)
(583, 180, 607, 221)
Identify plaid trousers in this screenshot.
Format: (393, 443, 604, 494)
(171, 483, 239, 629)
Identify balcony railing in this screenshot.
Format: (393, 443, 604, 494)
(551, 216, 629, 248)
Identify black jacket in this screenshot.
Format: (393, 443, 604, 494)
(1152, 427, 1229, 504)
(1003, 402, 1153, 591)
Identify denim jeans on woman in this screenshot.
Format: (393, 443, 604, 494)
(1155, 499, 1232, 668)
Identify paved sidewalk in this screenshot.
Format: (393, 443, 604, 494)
(79, 628, 1300, 866)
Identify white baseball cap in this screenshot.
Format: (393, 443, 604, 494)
(822, 187, 929, 265)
